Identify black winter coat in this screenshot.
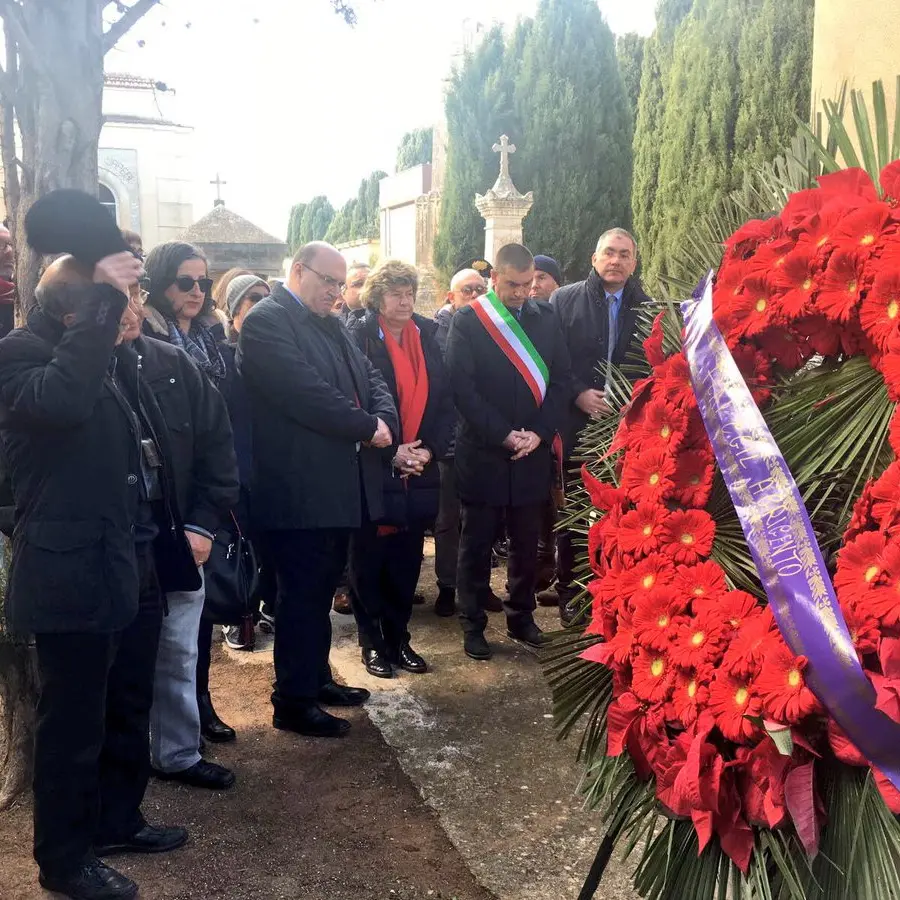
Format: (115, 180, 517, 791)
(347, 311, 454, 527)
(134, 335, 238, 535)
(445, 298, 572, 508)
(217, 341, 253, 487)
(237, 284, 399, 530)
(550, 270, 649, 456)
(0, 289, 197, 636)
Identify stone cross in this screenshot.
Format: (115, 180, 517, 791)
(492, 135, 515, 182)
(210, 172, 227, 205)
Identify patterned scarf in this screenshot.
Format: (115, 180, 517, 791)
(165, 315, 226, 385)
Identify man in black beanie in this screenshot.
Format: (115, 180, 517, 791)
(0, 254, 196, 900)
(529, 254, 562, 301)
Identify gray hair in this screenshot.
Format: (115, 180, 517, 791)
(596, 228, 637, 255)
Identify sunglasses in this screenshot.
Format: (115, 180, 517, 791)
(173, 275, 213, 294)
(460, 283, 488, 297)
(246, 292, 267, 303)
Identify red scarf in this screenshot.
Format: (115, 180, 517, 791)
(379, 316, 429, 443)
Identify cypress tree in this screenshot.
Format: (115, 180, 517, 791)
(396, 128, 434, 172)
(616, 33, 645, 126)
(434, 26, 516, 276)
(298, 195, 334, 245)
(633, 0, 813, 288)
(286, 202, 307, 255)
(515, 0, 633, 281)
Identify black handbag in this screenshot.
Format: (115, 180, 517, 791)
(202, 513, 259, 626)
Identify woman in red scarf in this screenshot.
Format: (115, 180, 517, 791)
(347, 261, 455, 678)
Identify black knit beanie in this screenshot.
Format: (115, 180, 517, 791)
(144, 241, 210, 318)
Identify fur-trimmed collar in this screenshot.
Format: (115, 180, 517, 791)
(142, 303, 169, 337)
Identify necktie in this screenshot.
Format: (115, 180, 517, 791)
(606, 293, 621, 389)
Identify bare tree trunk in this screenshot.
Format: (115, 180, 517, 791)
(8, 0, 104, 310)
(0, 1, 105, 808)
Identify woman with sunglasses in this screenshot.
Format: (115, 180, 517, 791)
(141, 242, 236, 784)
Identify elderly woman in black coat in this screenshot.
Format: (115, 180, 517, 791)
(347, 260, 455, 678)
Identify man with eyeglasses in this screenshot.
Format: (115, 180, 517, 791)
(336, 261, 370, 324)
(544, 228, 649, 622)
(238, 241, 398, 738)
(433, 268, 487, 354)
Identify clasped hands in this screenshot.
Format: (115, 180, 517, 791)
(393, 439, 431, 477)
(503, 428, 541, 461)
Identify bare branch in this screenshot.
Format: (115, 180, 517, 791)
(0, 0, 44, 81)
(331, 1, 358, 26)
(103, 0, 160, 55)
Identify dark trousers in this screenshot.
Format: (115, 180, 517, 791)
(536, 494, 557, 590)
(349, 522, 425, 656)
(33, 547, 163, 876)
(434, 460, 460, 590)
(457, 502, 541, 634)
(266, 528, 349, 707)
(196, 619, 213, 696)
(554, 465, 580, 603)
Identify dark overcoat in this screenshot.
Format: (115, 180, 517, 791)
(550, 270, 649, 456)
(445, 297, 572, 508)
(347, 311, 454, 527)
(236, 284, 399, 530)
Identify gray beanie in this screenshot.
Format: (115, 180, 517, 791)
(226, 274, 268, 318)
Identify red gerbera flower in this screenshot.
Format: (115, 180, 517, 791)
(781, 188, 825, 235)
(865, 542, 900, 627)
(744, 238, 796, 280)
(673, 560, 728, 607)
(636, 400, 688, 453)
(670, 616, 725, 669)
(816, 167, 880, 205)
(724, 216, 783, 257)
(618, 553, 676, 606)
(754, 638, 823, 724)
(794, 314, 841, 357)
(643, 312, 666, 367)
(729, 275, 779, 338)
(669, 666, 712, 728)
(771, 245, 819, 316)
(881, 159, 900, 201)
(877, 351, 900, 403)
(871, 461, 900, 524)
(756, 326, 812, 370)
(831, 201, 895, 256)
(669, 450, 714, 508)
(721, 608, 776, 678)
(815, 249, 865, 321)
(633, 589, 685, 651)
(796, 204, 850, 257)
(620, 448, 676, 504)
(833, 530, 889, 608)
(859, 270, 900, 350)
(583, 611, 635, 668)
(659, 509, 716, 564)
(842, 602, 881, 658)
(708, 671, 762, 743)
(631, 647, 676, 703)
(697, 589, 760, 629)
(652, 353, 696, 409)
(890, 409, 900, 457)
(617, 503, 669, 557)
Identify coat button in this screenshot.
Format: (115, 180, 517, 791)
(169, 378, 176, 384)
(127, 474, 138, 485)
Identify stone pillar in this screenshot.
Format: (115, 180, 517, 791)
(475, 134, 533, 264)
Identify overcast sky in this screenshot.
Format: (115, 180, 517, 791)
(109, 0, 657, 239)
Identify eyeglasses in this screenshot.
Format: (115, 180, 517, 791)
(173, 275, 213, 294)
(303, 263, 345, 292)
(459, 283, 487, 297)
(348, 280, 366, 290)
(246, 292, 267, 303)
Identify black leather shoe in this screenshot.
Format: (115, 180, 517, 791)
(396, 643, 428, 674)
(536, 588, 560, 607)
(507, 621, 550, 648)
(412, 591, 426, 605)
(198, 691, 236, 743)
(481, 589, 504, 612)
(95, 824, 188, 856)
(560, 599, 587, 627)
(434, 587, 456, 617)
(273, 702, 351, 738)
(318, 681, 370, 707)
(464, 632, 492, 660)
(39, 858, 138, 900)
(362, 648, 394, 679)
(153, 759, 235, 790)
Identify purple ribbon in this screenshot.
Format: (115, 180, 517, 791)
(682, 275, 900, 789)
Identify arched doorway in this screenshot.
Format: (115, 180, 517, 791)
(98, 182, 118, 222)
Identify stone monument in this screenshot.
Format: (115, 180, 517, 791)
(475, 135, 533, 264)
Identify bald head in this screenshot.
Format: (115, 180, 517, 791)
(289, 240, 347, 317)
(447, 268, 487, 310)
(35, 255, 95, 322)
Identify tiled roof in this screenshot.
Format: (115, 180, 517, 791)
(181, 205, 285, 246)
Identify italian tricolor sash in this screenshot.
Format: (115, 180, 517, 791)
(471, 289, 549, 405)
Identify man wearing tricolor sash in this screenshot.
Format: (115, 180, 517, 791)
(446, 243, 572, 661)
